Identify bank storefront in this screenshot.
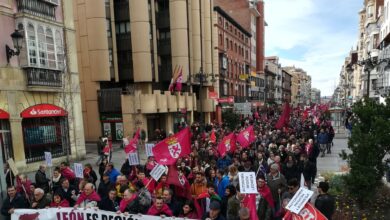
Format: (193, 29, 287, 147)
(20, 104, 70, 163)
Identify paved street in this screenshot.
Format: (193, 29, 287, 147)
(317, 133, 350, 174)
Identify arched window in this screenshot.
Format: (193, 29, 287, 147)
(46, 28, 56, 69)
(37, 26, 47, 67)
(55, 30, 64, 70)
(27, 24, 37, 66)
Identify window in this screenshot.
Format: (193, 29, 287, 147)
(46, 28, 56, 69)
(219, 34, 222, 45)
(37, 26, 46, 67)
(55, 30, 64, 70)
(24, 21, 64, 69)
(106, 19, 111, 37)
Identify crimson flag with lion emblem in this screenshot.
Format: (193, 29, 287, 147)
(236, 125, 256, 148)
(152, 127, 191, 165)
(217, 133, 236, 157)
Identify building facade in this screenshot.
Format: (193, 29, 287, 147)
(214, 6, 251, 105)
(265, 56, 282, 104)
(282, 69, 292, 103)
(214, 0, 265, 107)
(283, 66, 311, 107)
(311, 88, 321, 104)
(0, 0, 86, 172)
(75, 0, 217, 142)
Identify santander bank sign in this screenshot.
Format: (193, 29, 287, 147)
(21, 104, 67, 118)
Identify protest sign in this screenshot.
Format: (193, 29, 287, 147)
(283, 202, 328, 220)
(286, 187, 314, 214)
(128, 152, 139, 165)
(74, 163, 83, 178)
(145, 143, 155, 157)
(150, 164, 166, 181)
(7, 158, 19, 176)
(238, 172, 258, 194)
(44, 152, 52, 167)
(12, 208, 195, 220)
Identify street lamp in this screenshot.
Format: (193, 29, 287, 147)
(188, 67, 216, 127)
(347, 51, 390, 98)
(5, 29, 23, 63)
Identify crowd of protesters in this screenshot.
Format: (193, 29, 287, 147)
(1, 105, 336, 220)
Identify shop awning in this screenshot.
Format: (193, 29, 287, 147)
(20, 104, 67, 118)
(0, 109, 10, 119)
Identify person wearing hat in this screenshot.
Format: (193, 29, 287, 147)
(267, 162, 286, 215)
(202, 201, 225, 220)
(315, 182, 335, 220)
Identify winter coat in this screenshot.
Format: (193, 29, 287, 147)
(227, 196, 241, 220)
(315, 194, 335, 220)
(50, 199, 70, 207)
(214, 176, 230, 198)
(1, 193, 28, 220)
(75, 191, 101, 208)
(97, 180, 113, 199)
(267, 172, 287, 205)
(32, 196, 51, 209)
(35, 170, 50, 193)
(317, 132, 328, 144)
(147, 204, 173, 216)
(56, 186, 78, 207)
(98, 197, 119, 212)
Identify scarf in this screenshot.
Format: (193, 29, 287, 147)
(52, 174, 62, 183)
(119, 193, 137, 212)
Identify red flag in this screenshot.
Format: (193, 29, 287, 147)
(210, 129, 216, 144)
(102, 139, 112, 154)
(152, 127, 191, 165)
(217, 133, 236, 157)
(166, 165, 191, 199)
(236, 126, 256, 148)
(302, 109, 309, 121)
(124, 128, 140, 154)
(275, 103, 291, 129)
(283, 202, 328, 220)
(254, 111, 260, 119)
(242, 194, 259, 220)
(175, 67, 183, 91)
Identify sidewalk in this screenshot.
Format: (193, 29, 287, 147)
(24, 142, 130, 184)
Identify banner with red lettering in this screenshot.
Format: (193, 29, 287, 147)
(283, 203, 328, 220)
(217, 133, 236, 157)
(12, 208, 195, 220)
(152, 127, 191, 165)
(236, 126, 256, 148)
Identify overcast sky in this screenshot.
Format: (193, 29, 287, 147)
(264, 0, 363, 96)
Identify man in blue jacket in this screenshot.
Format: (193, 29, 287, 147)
(214, 170, 230, 198)
(105, 162, 120, 183)
(317, 129, 328, 157)
(1, 186, 28, 220)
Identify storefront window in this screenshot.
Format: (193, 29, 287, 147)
(0, 118, 13, 162)
(20, 104, 69, 163)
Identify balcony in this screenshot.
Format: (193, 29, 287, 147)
(16, 0, 57, 21)
(25, 68, 62, 87)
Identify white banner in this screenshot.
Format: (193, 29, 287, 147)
(286, 187, 314, 214)
(145, 143, 155, 157)
(74, 163, 84, 178)
(150, 164, 166, 181)
(238, 172, 258, 194)
(128, 152, 139, 165)
(44, 152, 52, 167)
(12, 208, 194, 220)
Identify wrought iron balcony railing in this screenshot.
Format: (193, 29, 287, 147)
(25, 67, 63, 87)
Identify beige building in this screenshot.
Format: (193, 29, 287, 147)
(74, 0, 216, 142)
(0, 0, 86, 172)
(283, 66, 311, 107)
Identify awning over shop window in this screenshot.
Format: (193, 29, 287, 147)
(20, 104, 67, 118)
(0, 109, 10, 119)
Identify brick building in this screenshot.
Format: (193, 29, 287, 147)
(214, 6, 251, 103)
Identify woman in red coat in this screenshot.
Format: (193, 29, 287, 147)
(179, 200, 198, 219)
(50, 193, 70, 207)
